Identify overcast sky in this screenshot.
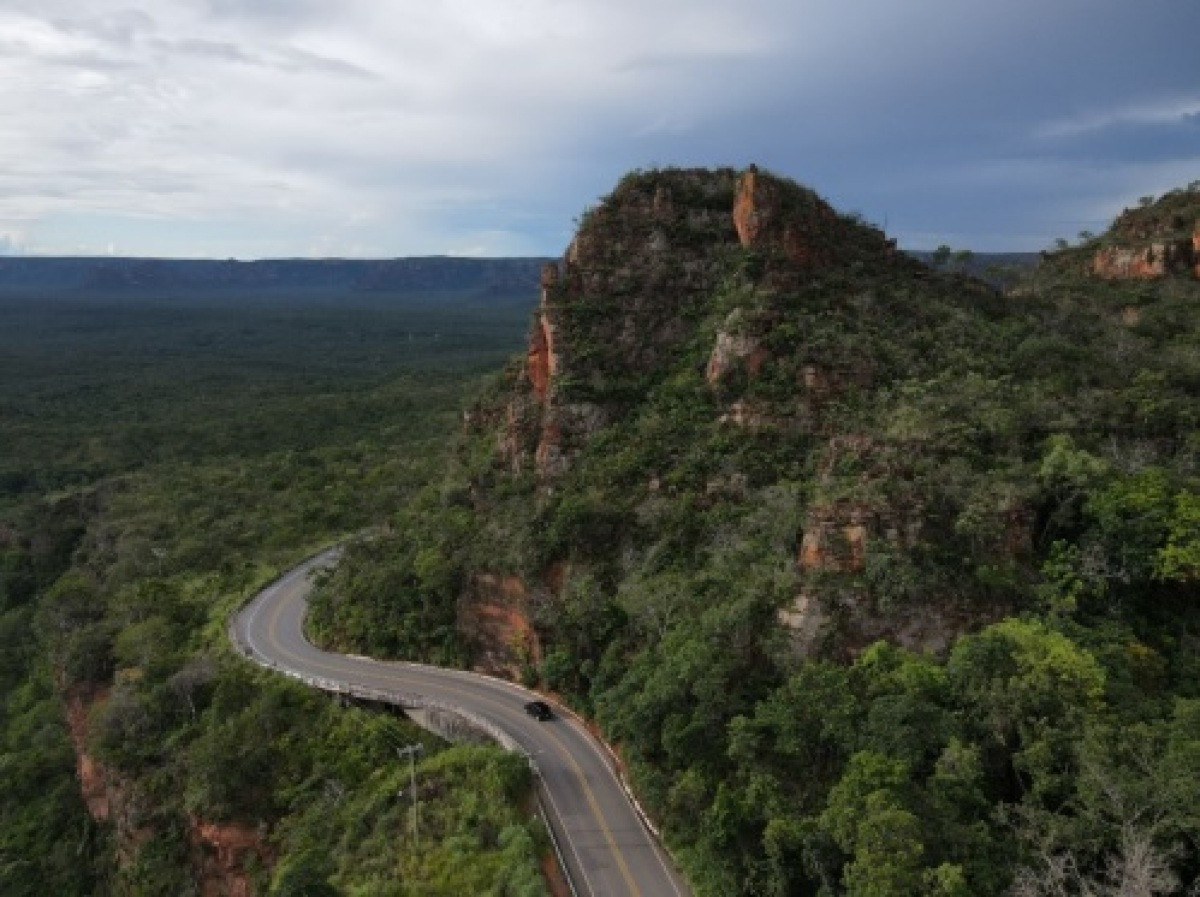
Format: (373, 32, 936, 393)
(1, 1, 1196, 258)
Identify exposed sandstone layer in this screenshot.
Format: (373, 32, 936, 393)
(780, 430, 1029, 656)
(1092, 239, 1195, 279)
(526, 264, 561, 402)
(1090, 199, 1200, 280)
(733, 163, 837, 267)
(65, 685, 116, 823)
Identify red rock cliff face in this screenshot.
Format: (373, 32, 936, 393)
(732, 164, 838, 267)
(64, 684, 272, 895)
(65, 685, 115, 823)
(192, 819, 272, 897)
(732, 165, 770, 247)
(1194, 220, 1200, 278)
(527, 264, 560, 403)
(64, 686, 157, 867)
(527, 317, 553, 401)
(502, 260, 582, 479)
(1092, 240, 1195, 279)
(1090, 211, 1200, 280)
(458, 570, 567, 677)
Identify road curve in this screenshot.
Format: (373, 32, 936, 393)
(230, 548, 691, 897)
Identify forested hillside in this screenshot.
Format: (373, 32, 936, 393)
(314, 168, 1200, 895)
(0, 289, 553, 894)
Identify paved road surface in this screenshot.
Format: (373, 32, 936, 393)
(231, 549, 690, 897)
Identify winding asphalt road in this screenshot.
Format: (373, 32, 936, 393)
(230, 548, 690, 897)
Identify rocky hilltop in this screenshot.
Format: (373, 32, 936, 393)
(496, 167, 910, 479)
(1089, 182, 1200, 279)
(467, 165, 1018, 658)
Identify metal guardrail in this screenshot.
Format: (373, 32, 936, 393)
(230, 626, 516, 749)
(227, 612, 581, 897)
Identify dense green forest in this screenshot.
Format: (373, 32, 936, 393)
(0, 288, 553, 894)
(312, 169, 1200, 895)
(7, 170, 1200, 896)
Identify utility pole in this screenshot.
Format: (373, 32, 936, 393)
(396, 743, 424, 846)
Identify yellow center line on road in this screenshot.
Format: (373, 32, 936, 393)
(531, 716, 643, 897)
(255, 577, 644, 897)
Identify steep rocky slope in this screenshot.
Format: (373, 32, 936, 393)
(463, 165, 1034, 662)
(1087, 182, 1200, 280)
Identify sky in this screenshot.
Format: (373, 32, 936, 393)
(0, 0, 1196, 258)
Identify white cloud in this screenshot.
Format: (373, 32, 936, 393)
(0, 0, 799, 255)
(1035, 96, 1200, 140)
(0, 231, 24, 254)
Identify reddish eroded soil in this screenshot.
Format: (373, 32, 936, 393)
(63, 683, 272, 895)
(191, 818, 273, 897)
(461, 573, 542, 678)
(63, 684, 112, 821)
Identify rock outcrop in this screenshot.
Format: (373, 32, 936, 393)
(65, 685, 117, 824)
(778, 427, 1030, 655)
(1089, 189, 1200, 280)
(778, 589, 1005, 658)
(798, 502, 873, 574)
(497, 168, 746, 480)
(527, 264, 561, 402)
(706, 310, 769, 385)
(489, 166, 908, 481)
(458, 573, 538, 677)
(733, 163, 837, 267)
(457, 567, 572, 678)
(1092, 239, 1195, 279)
(191, 819, 271, 897)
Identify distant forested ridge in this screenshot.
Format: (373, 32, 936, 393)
(906, 249, 1038, 286)
(0, 255, 549, 296)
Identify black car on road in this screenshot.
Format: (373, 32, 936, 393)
(524, 700, 553, 721)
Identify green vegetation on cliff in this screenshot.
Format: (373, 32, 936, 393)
(317, 169, 1200, 895)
